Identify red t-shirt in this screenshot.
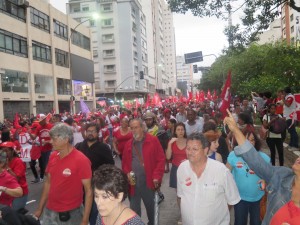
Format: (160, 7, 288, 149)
(270, 201, 300, 225)
(34, 123, 53, 152)
(46, 149, 92, 212)
(0, 171, 20, 206)
(171, 141, 187, 167)
(113, 127, 133, 155)
(8, 157, 28, 195)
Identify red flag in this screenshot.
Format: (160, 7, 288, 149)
(199, 90, 205, 102)
(152, 93, 162, 107)
(135, 98, 141, 109)
(45, 113, 52, 123)
(213, 89, 218, 101)
(289, 94, 300, 121)
(219, 70, 231, 118)
(188, 91, 193, 101)
(13, 113, 21, 129)
(207, 89, 212, 100)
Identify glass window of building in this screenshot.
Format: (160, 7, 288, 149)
(71, 30, 91, 50)
(57, 78, 71, 95)
(0, 0, 26, 21)
(102, 34, 114, 42)
(30, 7, 50, 33)
(53, 19, 68, 40)
(32, 41, 51, 63)
(102, 19, 113, 27)
(1, 69, 29, 93)
(34, 74, 54, 94)
(55, 48, 69, 67)
(102, 3, 112, 12)
(0, 29, 28, 57)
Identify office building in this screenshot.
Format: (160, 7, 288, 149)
(0, 0, 94, 121)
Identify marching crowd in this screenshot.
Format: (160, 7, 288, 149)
(0, 86, 299, 225)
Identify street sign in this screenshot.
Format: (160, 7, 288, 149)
(184, 51, 203, 64)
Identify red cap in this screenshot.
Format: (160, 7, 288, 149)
(163, 108, 171, 115)
(0, 142, 16, 149)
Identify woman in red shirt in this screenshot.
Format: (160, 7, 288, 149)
(112, 117, 132, 160)
(166, 122, 187, 189)
(0, 142, 28, 211)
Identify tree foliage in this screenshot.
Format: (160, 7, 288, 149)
(168, 0, 300, 49)
(197, 43, 300, 98)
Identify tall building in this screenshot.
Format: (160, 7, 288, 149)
(67, 0, 149, 100)
(0, 0, 94, 121)
(176, 55, 193, 97)
(281, 1, 300, 45)
(162, 1, 177, 96)
(257, 19, 282, 44)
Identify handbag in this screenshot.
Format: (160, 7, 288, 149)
(259, 125, 268, 140)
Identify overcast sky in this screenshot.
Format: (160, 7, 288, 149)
(50, 0, 242, 69)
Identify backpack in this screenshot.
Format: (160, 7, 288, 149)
(269, 115, 287, 134)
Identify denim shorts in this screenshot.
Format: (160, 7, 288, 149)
(42, 205, 84, 225)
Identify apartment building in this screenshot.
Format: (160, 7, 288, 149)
(67, 0, 150, 100)
(162, 1, 177, 96)
(0, 0, 94, 121)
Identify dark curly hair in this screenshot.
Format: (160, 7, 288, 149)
(92, 164, 128, 202)
(173, 122, 187, 138)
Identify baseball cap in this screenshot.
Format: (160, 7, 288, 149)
(36, 114, 46, 121)
(143, 111, 155, 120)
(0, 141, 16, 149)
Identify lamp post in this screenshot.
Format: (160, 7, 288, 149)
(69, 14, 99, 115)
(114, 75, 135, 102)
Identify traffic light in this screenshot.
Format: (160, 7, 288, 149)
(193, 64, 198, 73)
(139, 71, 144, 79)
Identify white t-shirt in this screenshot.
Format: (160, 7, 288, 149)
(184, 117, 204, 136)
(177, 159, 241, 225)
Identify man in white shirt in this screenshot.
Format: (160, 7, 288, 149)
(176, 104, 187, 123)
(177, 133, 240, 225)
(184, 109, 204, 136)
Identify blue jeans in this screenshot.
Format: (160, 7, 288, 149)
(234, 199, 261, 225)
(286, 119, 299, 148)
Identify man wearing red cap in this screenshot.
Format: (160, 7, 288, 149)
(29, 114, 53, 182)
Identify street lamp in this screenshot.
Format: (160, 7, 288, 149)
(114, 75, 135, 101)
(69, 13, 99, 114)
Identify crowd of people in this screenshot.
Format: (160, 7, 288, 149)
(0, 86, 299, 225)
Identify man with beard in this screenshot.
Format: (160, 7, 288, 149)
(122, 119, 165, 225)
(75, 123, 114, 225)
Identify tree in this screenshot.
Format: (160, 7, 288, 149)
(197, 43, 300, 97)
(167, 0, 300, 49)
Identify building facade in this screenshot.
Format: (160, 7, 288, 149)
(0, 0, 94, 121)
(68, 0, 150, 101)
(176, 55, 193, 97)
(162, 1, 177, 96)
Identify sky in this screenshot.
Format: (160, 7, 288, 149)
(50, 0, 241, 69)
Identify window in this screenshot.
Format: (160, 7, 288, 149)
(0, 0, 26, 21)
(30, 7, 50, 33)
(132, 22, 137, 31)
(102, 34, 114, 42)
(82, 6, 89, 11)
(291, 26, 294, 33)
(105, 80, 115, 87)
(1, 69, 29, 93)
(71, 30, 91, 50)
(104, 65, 116, 73)
(57, 78, 71, 95)
(55, 48, 69, 67)
(53, 19, 68, 40)
(32, 41, 52, 63)
(0, 29, 28, 57)
(290, 14, 294, 22)
(93, 50, 98, 57)
(90, 19, 95, 26)
(102, 3, 112, 12)
(102, 19, 113, 27)
(73, 7, 80, 12)
(34, 74, 54, 94)
(103, 49, 114, 57)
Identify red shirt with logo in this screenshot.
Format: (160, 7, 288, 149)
(171, 142, 187, 167)
(34, 123, 53, 152)
(46, 149, 92, 212)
